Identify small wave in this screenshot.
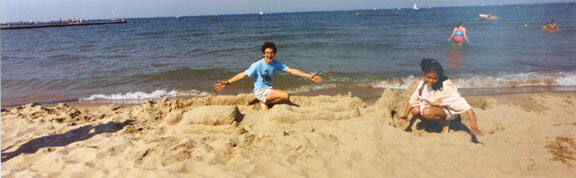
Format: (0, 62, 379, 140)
(282, 71, 576, 95)
(286, 83, 339, 93)
(134, 30, 173, 37)
(133, 68, 233, 83)
(204, 46, 254, 56)
(79, 89, 209, 104)
(373, 75, 416, 89)
(370, 71, 576, 89)
(48, 54, 80, 61)
(452, 72, 576, 88)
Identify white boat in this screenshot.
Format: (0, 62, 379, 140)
(412, 3, 419, 10)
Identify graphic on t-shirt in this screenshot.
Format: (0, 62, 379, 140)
(262, 69, 272, 82)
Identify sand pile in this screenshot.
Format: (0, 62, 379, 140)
(2, 90, 575, 177)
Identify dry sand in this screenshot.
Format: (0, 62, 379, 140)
(2, 85, 576, 177)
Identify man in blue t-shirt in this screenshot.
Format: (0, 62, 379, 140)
(214, 42, 323, 111)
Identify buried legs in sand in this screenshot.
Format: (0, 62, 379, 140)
(259, 89, 299, 111)
(408, 106, 451, 133)
(403, 105, 484, 135)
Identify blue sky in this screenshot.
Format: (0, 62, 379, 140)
(0, 0, 568, 23)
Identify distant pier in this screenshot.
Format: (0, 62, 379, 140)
(1, 19, 126, 30)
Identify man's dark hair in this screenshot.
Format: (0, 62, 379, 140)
(261, 42, 277, 53)
(420, 58, 448, 91)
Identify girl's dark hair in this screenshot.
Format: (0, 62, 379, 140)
(457, 21, 463, 27)
(420, 58, 448, 91)
(261, 42, 277, 53)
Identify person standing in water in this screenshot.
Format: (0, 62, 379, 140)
(400, 58, 484, 135)
(447, 22, 470, 44)
(548, 20, 558, 32)
(214, 42, 323, 111)
(542, 23, 550, 32)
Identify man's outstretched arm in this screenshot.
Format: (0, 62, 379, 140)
(214, 72, 247, 92)
(285, 68, 323, 83)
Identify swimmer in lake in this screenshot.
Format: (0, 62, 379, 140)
(447, 22, 470, 44)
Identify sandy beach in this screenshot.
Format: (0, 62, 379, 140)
(2, 85, 576, 177)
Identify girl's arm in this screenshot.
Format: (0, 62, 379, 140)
(400, 103, 413, 119)
(402, 82, 423, 119)
(466, 109, 484, 136)
(463, 28, 470, 43)
(447, 28, 456, 42)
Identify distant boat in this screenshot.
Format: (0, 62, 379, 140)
(259, 11, 264, 15)
(112, 10, 117, 22)
(412, 3, 420, 10)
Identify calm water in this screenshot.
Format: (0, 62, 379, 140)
(2, 3, 576, 105)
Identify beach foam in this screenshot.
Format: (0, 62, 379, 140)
(371, 71, 576, 90)
(79, 89, 209, 104)
(283, 71, 576, 96)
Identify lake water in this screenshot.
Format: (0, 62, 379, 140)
(2, 3, 575, 105)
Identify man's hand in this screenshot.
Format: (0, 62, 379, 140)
(309, 73, 323, 83)
(214, 80, 229, 92)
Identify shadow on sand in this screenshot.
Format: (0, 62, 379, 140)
(404, 115, 481, 144)
(1, 120, 133, 162)
(248, 98, 301, 109)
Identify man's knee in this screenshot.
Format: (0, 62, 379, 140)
(268, 89, 290, 102)
(276, 90, 290, 102)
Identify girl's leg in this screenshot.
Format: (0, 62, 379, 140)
(421, 106, 450, 133)
(409, 107, 428, 132)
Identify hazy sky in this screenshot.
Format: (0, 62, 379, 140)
(0, 0, 568, 23)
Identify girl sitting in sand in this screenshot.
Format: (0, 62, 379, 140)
(400, 58, 483, 135)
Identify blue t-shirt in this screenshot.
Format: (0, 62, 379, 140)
(244, 58, 289, 92)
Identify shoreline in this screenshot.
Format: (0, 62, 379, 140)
(3, 85, 575, 107)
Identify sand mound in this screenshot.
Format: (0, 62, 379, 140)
(180, 105, 242, 125)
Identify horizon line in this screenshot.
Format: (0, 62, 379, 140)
(1, 2, 571, 24)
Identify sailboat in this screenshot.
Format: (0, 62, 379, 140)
(412, 3, 420, 10)
(112, 10, 117, 22)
